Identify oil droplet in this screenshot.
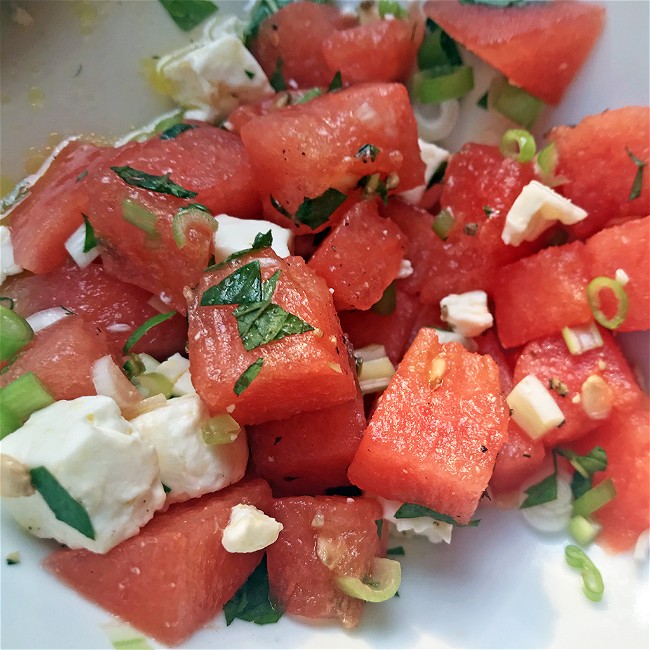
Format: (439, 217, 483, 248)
(28, 86, 45, 109)
(71, 0, 98, 36)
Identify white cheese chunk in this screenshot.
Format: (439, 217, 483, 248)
(130, 394, 248, 504)
(172, 369, 196, 396)
(0, 396, 164, 553)
(396, 259, 413, 279)
(64, 222, 101, 269)
(213, 214, 293, 262)
(440, 290, 493, 338)
(222, 503, 283, 553)
(615, 268, 630, 286)
(502, 180, 588, 246)
(0, 226, 22, 285)
(521, 474, 573, 533)
(433, 327, 478, 352)
(156, 16, 272, 123)
(507, 374, 566, 440)
(156, 353, 190, 385)
(380, 498, 453, 544)
(399, 139, 450, 205)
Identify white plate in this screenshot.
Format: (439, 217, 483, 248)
(0, 2, 648, 649)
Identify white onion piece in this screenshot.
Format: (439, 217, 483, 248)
(147, 294, 172, 314)
(91, 355, 141, 410)
(64, 223, 100, 269)
(25, 307, 71, 333)
(521, 474, 573, 533)
(413, 99, 460, 143)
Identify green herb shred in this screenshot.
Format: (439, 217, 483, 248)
(111, 166, 197, 199)
(81, 214, 97, 252)
(159, 0, 218, 31)
(159, 123, 197, 140)
(356, 144, 381, 163)
(270, 58, 287, 92)
(295, 188, 347, 229)
(626, 147, 647, 200)
(394, 503, 480, 527)
(234, 357, 264, 395)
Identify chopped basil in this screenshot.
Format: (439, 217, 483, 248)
(378, 0, 407, 18)
(201, 261, 264, 306)
(426, 160, 448, 189)
(29, 466, 95, 540)
(394, 503, 480, 527)
(557, 446, 608, 499)
(123, 311, 177, 354)
(358, 174, 388, 205)
(207, 230, 274, 271)
(483, 205, 496, 217)
(111, 166, 197, 199)
(327, 70, 343, 92)
(245, 0, 293, 42)
(159, 122, 196, 140)
(419, 18, 463, 69)
(375, 519, 383, 538)
(159, 0, 218, 31)
(356, 144, 381, 163)
(295, 188, 347, 230)
(626, 147, 647, 200)
(463, 222, 479, 236)
(519, 451, 558, 509)
(162, 483, 172, 494)
(270, 58, 287, 92)
(270, 195, 292, 218)
(548, 377, 569, 397)
(234, 357, 264, 395)
(5, 552, 20, 565)
(387, 546, 405, 556)
(224, 556, 282, 625)
(244, 69, 256, 80)
(477, 91, 489, 109)
(81, 214, 97, 252)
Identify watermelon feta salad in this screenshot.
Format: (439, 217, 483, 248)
(0, 0, 648, 648)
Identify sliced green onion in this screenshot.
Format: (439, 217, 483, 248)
(0, 297, 15, 310)
(122, 199, 159, 238)
(172, 204, 217, 249)
(488, 77, 544, 129)
(0, 372, 54, 426)
(500, 129, 536, 163)
(572, 477, 616, 517)
(201, 414, 241, 445)
(586, 276, 629, 330)
(413, 65, 474, 104)
(565, 545, 604, 602)
(334, 557, 401, 603)
(561, 322, 604, 355)
(432, 209, 455, 240)
(568, 515, 601, 546)
(123, 312, 176, 354)
(0, 305, 33, 362)
(371, 282, 397, 315)
(132, 372, 173, 399)
(123, 353, 146, 379)
(0, 406, 23, 440)
(537, 142, 558, 176)
(418, 24, 462, 69)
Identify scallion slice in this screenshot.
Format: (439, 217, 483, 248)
(586, 276, 629, 329)
(334, 557, 401, 603)
(0, 305, 33, 362)
(568, 515, 601, 546)
(123, 312, 176, 354)
(500, 129, 536, 163)
(488, 77, 544, 129)
(561, 322, 604, 355)
(201, 414, 241, 445)
(413, 65, 474, 104)
(172, 204, 217, 249)
(0, 407, 23, 441)
(432, 209, 455, 240)
(0, 372, 54, 428)
(572, 477, 616, 517)
(536, 142, 558, 177)
(565, 545, 604, 602)
(132, 372, 174, 399)
(122, 199, 159, 238)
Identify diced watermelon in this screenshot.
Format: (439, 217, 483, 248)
(348, 328, 509, 524)
(584, 216, 650, 331)
(2, 262, 187, 358)
(493, 241, 592, 349)
(548, 107, 650, 238)
(267, 495, 383, 627)
(513, 330, 643, 448)
(7, 139, 108, 274)
(423, 0, 604, 104)
(0, 315, 112, 400)
(44, 479, 273, 646)
(187, 251, 356, 424)
(308, 200, 406, 311)
(248, 384, 365, 496)
(239, 83, 425, 233)
(571, 402, 650, 553)
(475, 328, 517, 395)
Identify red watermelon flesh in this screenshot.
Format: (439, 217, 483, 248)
(44, 480, 273, 646)
(423, 0, 605, 104)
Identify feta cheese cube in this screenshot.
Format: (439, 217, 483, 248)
(129, 394, 248, 504)
(440, 290, 493, 338)
(379, 498, 453, 544)
(0, 396, 165, 553)
(0, 226, 22, 285)
(502, 180, 588, 246)
(507, 374, 565, 439)
(172, 369, 196, 396)
(222, 504, 283, 553)
(399, 139, 450, 205)
(156, 353, 190, 385)
(213, 214, 293, 262)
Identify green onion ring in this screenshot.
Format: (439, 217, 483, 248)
(585, 276, 629, 330)
(500, 129, 536, 163)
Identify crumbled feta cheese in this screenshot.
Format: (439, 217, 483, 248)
(172, 370, 196, 396)
(380, 498, 453, 544)
(0, 226, 22, 285)
(440, 290, 493, 338)
(396, 259, 413, 279)
(138, 353, 161, 374)
(502, 180, 588, 246)
(399, 139, 450, 205)
(156, 16, 272, 123)
(156, 353, 190, 385)
(433, 328, 478, 352)
(615, 268, 630, 286)
(221, 504, 283, 553)
(130, 394, 248, 504)
(507, 374, 565, 440)
(0, 396, 164, 553)
(213, 214, 293, 262)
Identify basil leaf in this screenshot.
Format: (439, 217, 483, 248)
(111, 166, 197, 199)
(234, 302, 314, 351)
(162, 483, 172, 494)
(295, 188, 347, 230)
(419, 18, 463, 69)
(159, 0, 218, 31)
(378, 0, 407, 18)
(270, 195, 292, 219)
(557, 446, 607, 479)
(201, 261, 263, 306)
(207, 231, 274, 271)
(224, 556, 282, 625)
(261, 270, 281, 302)
(477, 91, 489, 109)
(570, 471, 592, 500)
(387, 546, 405, 556)
(159, 123, 197, 140)
(394, 503, 480, 527)
(427, 160, 448, 190)
(327, 70, 342, 92)
(358, 174, 389, 205)
(81, 214, 97, 252)
(234, 357, 264, 395)
(29, 466, 95, 540)
(626, 147, 647, 201)
(356, 144, 380, 163)
(519, 471, 558, 509)
(245, 0, 293, 42)
(375, 519, 383, 538)
(270, 58, 287, 92)
(123, 312, 177, 354)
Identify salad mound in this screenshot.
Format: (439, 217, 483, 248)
(0, 0, 648, 647)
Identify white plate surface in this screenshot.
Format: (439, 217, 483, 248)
(1, 2, 648, 649)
